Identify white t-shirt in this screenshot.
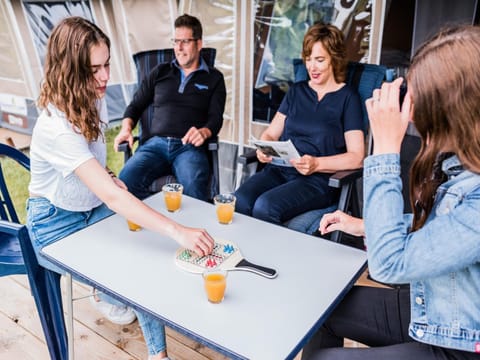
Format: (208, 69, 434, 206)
(29, 99, 109, 211)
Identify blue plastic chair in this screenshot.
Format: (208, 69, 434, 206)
(0, 143, 67, 360)
(0, 143, 30, 276)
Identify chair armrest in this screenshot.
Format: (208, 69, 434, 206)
(328, 168, 363, 189)
(238, 148, 258, 165)
(117, 136, 139, 163)
(207, 136, 219, 151)
(117, 141, 131, 153)
(207, 137, 220, 197)
(328, 168, 363, 244)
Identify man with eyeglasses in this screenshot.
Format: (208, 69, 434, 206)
(114, 14, 226, 202)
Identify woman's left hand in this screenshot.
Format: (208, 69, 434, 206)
(366, 77, 412, 155)
(290, 155, 318, 175)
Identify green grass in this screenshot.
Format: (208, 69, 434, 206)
(1, 125, 124, 224)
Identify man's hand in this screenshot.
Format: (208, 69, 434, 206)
(182, 126, 211, 147)
(113, 118, 135, 151)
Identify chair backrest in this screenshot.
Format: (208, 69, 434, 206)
(292, 59, 387, 132)
(355, 122, 421, 215)
(0, 144, 29, 276)
(0, 143, 30, 223)
(132, 48, 217, 142)
(133, 47, 217, 81)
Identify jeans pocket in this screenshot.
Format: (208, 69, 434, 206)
(27, 197, 86, 249)
(28, 197, 57, 226)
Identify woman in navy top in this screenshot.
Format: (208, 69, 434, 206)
(235, 23, 364, 225)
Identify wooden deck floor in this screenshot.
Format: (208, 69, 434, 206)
(0, 272, 376, 359)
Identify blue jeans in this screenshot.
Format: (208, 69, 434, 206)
(235, 164, 338, 224)
(284, 205, 337, 234)
(119, 136, 210, 201)
(26, 197, 166, 355)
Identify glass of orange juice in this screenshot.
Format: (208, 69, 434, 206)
(126, 219, 142, 231)
(162, 183, 183, 212)
(203, 269, 227, 303)
(213, 193, 236, 224)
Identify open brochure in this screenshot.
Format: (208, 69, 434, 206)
(251, 138, 300, 167)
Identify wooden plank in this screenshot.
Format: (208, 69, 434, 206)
(0, 276, 47, 345)
(65, 279, 149, 359)
(355, 269, 390, 288)
(0, 312, 49, 360)
(166, 327, 230, 360)
(2, 276, 142, 359)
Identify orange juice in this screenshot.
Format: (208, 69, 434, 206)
(216, 203, 234, 224)
(213, 194, 236, 225)
(127, 220, 142, 231)
(164, 191, 182, 212)
(203, 272, 227, 303)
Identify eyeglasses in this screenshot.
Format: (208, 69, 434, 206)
(171, 38, 197, 46)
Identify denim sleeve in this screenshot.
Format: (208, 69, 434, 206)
(363, 154, 480, 284)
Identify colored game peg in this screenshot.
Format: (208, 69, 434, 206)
(179, 250, 191, 260)
(223, 244, 234, 254)
(206, 258, 217, 268)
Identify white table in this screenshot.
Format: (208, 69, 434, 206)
(41, 193, 367, 360)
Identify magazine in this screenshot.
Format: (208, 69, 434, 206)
(251, 138, 300, 167)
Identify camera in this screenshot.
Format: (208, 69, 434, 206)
(399, 80, 408, 106)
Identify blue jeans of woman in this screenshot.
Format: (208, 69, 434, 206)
(26, 197, 166, 355)
(119, 136, 210, 201)
(302, 286, 480, 360)
(284, 205, 337, 234)
(234, 164, 338, 224)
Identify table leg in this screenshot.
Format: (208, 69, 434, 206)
(65, 273, 74, 360)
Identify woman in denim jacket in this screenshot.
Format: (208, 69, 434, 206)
(302, 25, 480, 359)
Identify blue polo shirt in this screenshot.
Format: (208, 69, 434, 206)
(278, 81, 363, 157)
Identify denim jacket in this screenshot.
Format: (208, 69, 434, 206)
(363, 153, 480, 353)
